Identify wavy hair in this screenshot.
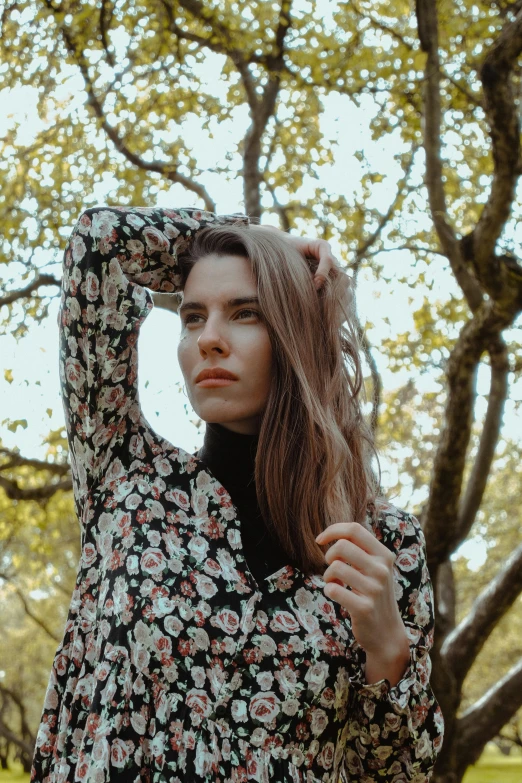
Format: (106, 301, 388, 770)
(176, 224, 382, 576)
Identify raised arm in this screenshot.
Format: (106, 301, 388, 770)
(58, 206, 249, 524)
(341, 510, 444, 781)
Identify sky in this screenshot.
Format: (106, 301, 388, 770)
(1, 42, 521, 572)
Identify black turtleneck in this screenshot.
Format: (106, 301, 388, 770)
(194, 423, 290, 584)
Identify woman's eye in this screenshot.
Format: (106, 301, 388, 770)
(183, 309, 259, 325)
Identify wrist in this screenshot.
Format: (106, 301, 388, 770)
(364, 630, 410, 687)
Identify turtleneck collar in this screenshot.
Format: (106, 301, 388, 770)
(195, 421, 293, 582)
(196, 422, 259, 493)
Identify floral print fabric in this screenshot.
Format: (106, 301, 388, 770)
(31, 207, 444, 783)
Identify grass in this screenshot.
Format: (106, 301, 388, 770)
(1, 747, 521, 782)
(0, 768, 27, 783)
(462, 749, 522, 783)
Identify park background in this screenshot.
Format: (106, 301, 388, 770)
(0, 1, 521, 781)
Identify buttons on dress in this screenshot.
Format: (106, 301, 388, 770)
(215, 704, 227, 717)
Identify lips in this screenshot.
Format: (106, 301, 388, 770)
(195, 368, 239, 383)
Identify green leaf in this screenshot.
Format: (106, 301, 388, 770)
(6, 418, 28, 432)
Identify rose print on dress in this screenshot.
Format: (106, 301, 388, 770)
(31, 207, 443, 783)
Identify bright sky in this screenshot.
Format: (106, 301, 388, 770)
(1, 45, 520, 572)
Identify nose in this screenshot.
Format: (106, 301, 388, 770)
(197, 318, 230, 357)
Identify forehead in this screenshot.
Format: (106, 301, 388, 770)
(183, 253, 256, 297)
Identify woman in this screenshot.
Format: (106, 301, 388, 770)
(31, 207, 444, 783)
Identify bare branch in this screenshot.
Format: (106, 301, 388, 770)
(0, 475, 72, 501)
(474, 9, 522, 272)
(415, 0, 486, 316)
(13, 588, 61, 643)
(422, 300, 514, 571)
(0, 449, 70, 476)
(355, 146, 419, 263)
(415, 1, 458, 259)
(454, 335, 509, 546)
(456, 658, 522, 769)
(365, 243, 447, 258)
(241, 0, 292, 217)
(0, 683, 37, 763)
(263, 120, 293, 231)
(442, 542, 522, 683)
(0, 274, 60, 308)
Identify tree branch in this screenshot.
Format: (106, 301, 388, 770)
(241, 0, 292, 217)
(44, 0, 216, 211)
(453, 335, 509, 547)
(0, 707, 33, 760)
(0, 274, 60, 308)
(353, 2, 482, 107)
(99, 0, 115, 67)
(0, 683, 37, 763)
(415, 0, 455, 254)
(455, 657, 522, 769)
(365, 243, 447, 258)
(0, 475, 72, 501)
(13, 588, 61, 643)
(415, 0, 483, 311)
(355, 146, 419, 263)
(442, 542, 522, 684)
(422, 300, 514, 572)
(474, 9, 522, 273)
(0, 449, 70, 476)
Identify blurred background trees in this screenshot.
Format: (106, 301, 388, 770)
(0, 1, 521, 780)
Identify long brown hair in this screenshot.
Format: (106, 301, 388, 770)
(176, 224, 382, 576)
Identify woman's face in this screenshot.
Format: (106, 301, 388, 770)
(177, 254, 273, 435)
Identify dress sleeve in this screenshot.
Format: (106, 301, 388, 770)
(341, 511, 445, 781)
(58, 206, 249, 525)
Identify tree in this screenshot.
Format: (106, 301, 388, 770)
(0, 1, 521, 780)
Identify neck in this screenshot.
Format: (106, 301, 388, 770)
(197, 422, 259, 491)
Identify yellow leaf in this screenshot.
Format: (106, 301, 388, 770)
(4, 369, 13, 384)
(6, 418, 28, 433)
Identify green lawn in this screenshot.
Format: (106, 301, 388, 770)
(463, 757, 522, 783)
(1, 748, 520, 782)
(0, 769, 27, 783)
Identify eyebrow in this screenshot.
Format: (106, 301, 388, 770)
(178, 296, 260, 318)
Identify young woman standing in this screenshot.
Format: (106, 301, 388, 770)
(31, 207, 443, 783)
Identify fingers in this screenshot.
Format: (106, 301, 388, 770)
(323, 559, 369, 596)
(316, 522, 381, 555)
(313, 240, 340, 290)
(272, 232, 340, 290)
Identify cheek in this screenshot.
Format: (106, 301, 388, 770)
(177, 337, 193, 375)
(251, 333, 273, 388)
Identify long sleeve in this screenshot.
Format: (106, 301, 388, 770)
(58, 206, 249, 525)
(341, 509, 444, 781)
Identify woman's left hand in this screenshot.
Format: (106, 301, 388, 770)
(256, 225, 340, 290)
(316, 522, 410, 660)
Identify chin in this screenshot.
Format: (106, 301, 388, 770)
(196, 405, 262, 433)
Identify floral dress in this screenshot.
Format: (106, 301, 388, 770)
(31, 207, 444, 783)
